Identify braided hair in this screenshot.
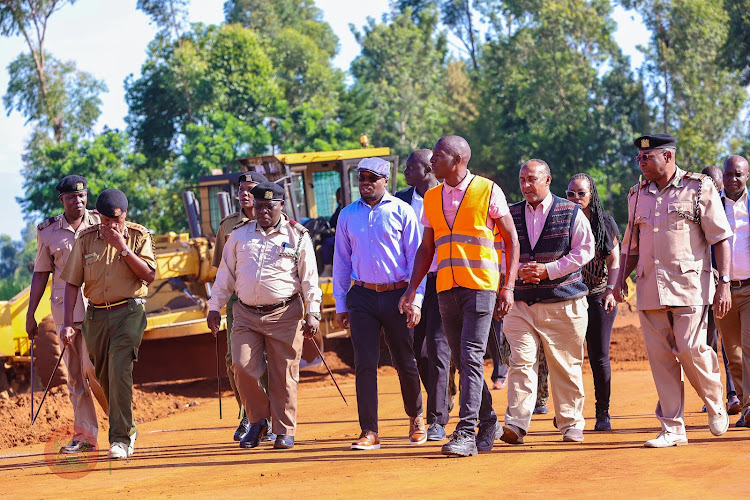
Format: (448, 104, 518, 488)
(569, 173, 614, 257)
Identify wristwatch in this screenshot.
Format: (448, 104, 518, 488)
(120, 247, 131, 258)
(310, 312, 322, 321)
(720, 275, 731, 284)
(605, 284, 616, 290)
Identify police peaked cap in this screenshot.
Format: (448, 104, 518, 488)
(250, 182, 285, 201)
(634, 133, 676, 150)
(56, 175, 87, 194)
(96, 189, 129, 218)
(238, 171, 268, 185)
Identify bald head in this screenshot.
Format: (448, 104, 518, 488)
(404, 148, 435, 189)
(435, 135, 471, 164)
(521, 159, 551, 178)
(723, 155, 749, 201)
(701, 165, 723, 192)
(406, 149, 432, 167)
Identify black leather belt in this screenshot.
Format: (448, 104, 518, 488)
(239, 293, 299, 313)
(731, 278, 750, 288)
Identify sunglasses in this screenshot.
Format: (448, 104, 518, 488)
(565, 190, 589, 197)
(634, 151, 666, 162)
(357, 172, 384, 183)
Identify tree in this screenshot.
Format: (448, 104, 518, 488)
(137, 0, 190, 41)
(349, 8, 451, 155)
(4, 52, 106, 142)
(621, 0, 747, 169)
(18, 130, 184, 234)
(0, 0, 85, 142)
(0, 223, 37, 300)
(722, 0, 750, 85)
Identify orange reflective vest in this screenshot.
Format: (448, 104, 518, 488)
(424, 176, 501, 293)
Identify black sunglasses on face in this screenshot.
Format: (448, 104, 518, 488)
(358, 173, 384, 183)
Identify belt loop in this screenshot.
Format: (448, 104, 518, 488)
(128, 298, 134, 311)
(87, 306, 94, 320)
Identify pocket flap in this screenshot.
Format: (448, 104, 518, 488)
(679, 260, 701, 273)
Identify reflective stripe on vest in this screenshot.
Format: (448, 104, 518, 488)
(424, 175, 501, 293)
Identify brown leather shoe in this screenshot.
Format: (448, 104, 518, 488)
(351, 430, 380, 450)
(409, 415, 427, 445)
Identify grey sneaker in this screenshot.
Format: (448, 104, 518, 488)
(441, 431, 478, 457)
(426, 422, 446, 441)
(709, 412, 729, 436)
(562, 428, 584, 443)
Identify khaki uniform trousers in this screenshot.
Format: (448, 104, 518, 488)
(503, 297, 588, 433)
(639, 305, 723, 435)
(231, 295, 304, 435)
(716, 283, 750, 411)
(82, 299, 145, 446)
(58, 324, 99, 443)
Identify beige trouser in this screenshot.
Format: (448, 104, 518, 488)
(716, 284, 750, 411)
(503, 297, 588, 434)
(58, 325, 99, 443)
(231, 296, 304, 436)
(639, 306, 723, 435)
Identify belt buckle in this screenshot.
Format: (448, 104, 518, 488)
(375, 283, 388, 292)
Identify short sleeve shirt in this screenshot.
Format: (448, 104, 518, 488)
(61, 221, 157, 304)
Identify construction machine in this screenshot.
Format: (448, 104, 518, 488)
(1, 147, 398, 389)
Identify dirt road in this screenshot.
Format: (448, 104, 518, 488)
(2, 358, 749, 498)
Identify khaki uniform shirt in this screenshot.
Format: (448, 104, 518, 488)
(622, 166, 732, 310)
(60, 221, 157, 304)
(212, 211, 251, 268)
(208, 216, 322, 314)
(33, 210, 100, 325)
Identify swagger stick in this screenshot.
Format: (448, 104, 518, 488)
(216, 334, 222, 419)
(619, 175, 643, 297)
(30, 338, 34, 424)
(32, 344, 66, 425)
(311, 340, 348, 405)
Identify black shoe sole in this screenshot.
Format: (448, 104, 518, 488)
(441, 447, 478, 457)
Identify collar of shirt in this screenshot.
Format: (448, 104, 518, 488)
(59, 209, 96, 232)
(722, 188, 748, 209)
(251, 216, 288, 236)
(647, 165, 686, 194)
(356, 190, 396, 209)
(442, 171, 474, 194)
(524, 191, 553, 215)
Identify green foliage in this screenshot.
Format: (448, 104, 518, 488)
(722, 0, 750, 85)
(3, 52, 106, 142)
(0, 223, 37, 300)
(18, 130, 182, 234)
(137, 0, 190, 41)
(349, 8, 451, 156)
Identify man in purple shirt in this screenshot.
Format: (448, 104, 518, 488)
(333, 157, 427, 450)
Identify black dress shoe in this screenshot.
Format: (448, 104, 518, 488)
(476, 421, 500, 452)
(234, 416, 250, 442)
(239, 418, 269, 449)
(274, 434, 295, 449)
(441, 431, 478, 457)
(262, 418, 276, 442)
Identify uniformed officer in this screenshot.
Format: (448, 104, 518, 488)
(207, 182, 322, 451)
(60, 189, 157, 459)
(212, 171, 272, 443)
(26, 175, 103, 453)
(614, 133, 732, 447)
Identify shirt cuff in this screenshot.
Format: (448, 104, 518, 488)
(335, 297, 348, 313)
(306, 301, 321, 314)
(412, 293, 424, 309)
(545, 262, 561, 281)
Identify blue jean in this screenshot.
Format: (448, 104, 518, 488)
(437, 287, 498, 436)
(347, 285, 423, 433)
(413, 275, 451, 426)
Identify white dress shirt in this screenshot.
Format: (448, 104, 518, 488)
(724, 189, 750, 280)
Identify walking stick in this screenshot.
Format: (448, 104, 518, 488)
(490, 320, 502, 357)
(30, 337, 34, 424)
(216, 334, 222, 419)
(311, 339, 348, 405)
(32, 344, 66, 426)
(619, 175, 643, 297)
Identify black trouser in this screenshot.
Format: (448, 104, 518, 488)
(347, 285, 423, 433)
(488, 319, 508, 383)
(585, 293, 617, 413)
(412, 275, 451, 426)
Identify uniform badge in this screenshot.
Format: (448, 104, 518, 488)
(75, 182, 84, 191)
(641, 138, 649, 148)
(113, 208, 122, 217)
(264, 191, 273, 200)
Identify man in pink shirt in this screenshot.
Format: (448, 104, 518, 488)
(500, 159, 595, 445)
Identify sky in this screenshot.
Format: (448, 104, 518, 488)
(0, 0, 648, 241)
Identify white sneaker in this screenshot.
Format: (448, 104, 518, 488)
(644, 431, 688, 448)
(128, 430, 138, 456)
(708, 412, 729, 436)
(109, 442, 129, 459)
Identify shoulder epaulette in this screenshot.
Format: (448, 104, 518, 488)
(683, 171, 706, 182)
(125, 221, 149, 234)
(220, 212, 239, 224)
(79, 225, 99, 237)
(37, 215, 61, 231)
(628, 179, 648, 196)
(288, 219, 309, 234)
(232, 218, 253, 230)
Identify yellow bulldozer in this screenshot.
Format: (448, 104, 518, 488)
(0, 147, 399, 390)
